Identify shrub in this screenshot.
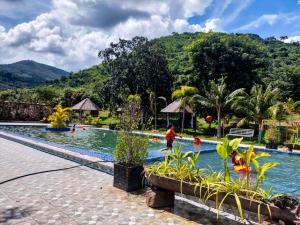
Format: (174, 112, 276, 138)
(84, 115, 102, 126)
(114, 94, 148, 166)
(114, 132, 148, 166)
(48, 105, 72, 128)
(264, 128, 281, 144)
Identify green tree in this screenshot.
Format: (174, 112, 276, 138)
(172, 86, 199, 133)
(192, 78, 244, 138)
(99, 36, 172, 109)
(188, 33, 267, 92)
(231, 84, 280, 141)
(283, 98, 300, 115)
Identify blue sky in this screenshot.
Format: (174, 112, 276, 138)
(0, 0, 299, 71)
(188, 0, 300, 37)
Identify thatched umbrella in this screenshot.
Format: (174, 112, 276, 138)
(161, 99, 195, 129)
(72, 98, 100, 118)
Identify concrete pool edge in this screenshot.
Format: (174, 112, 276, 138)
(0, 131, 114, 175)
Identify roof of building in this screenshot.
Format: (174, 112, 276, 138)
(72, 98, 100, 111)
(160, 99, 194, 114)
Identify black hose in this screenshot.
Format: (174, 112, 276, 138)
(0, 160, 114, 185)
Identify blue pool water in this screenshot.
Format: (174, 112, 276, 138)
(0, 125, 299, 198)
(0, 125, 215, 160)
(196, 151, 300, 198)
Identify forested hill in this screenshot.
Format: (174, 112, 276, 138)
(1, 32, 300, 107)
(0, 60, 69, 89)
(55, 32, 300, 100)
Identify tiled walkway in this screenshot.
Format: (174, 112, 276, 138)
(0, 138, 242, 225)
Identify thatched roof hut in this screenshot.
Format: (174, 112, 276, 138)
(72, 98, 100, 111)
(161, 99, 194, 114)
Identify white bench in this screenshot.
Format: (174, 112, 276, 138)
(228, 128, 254, 138)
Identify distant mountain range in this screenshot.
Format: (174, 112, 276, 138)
(0, 60, 69, 89)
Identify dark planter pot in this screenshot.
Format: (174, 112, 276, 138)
(113, 163, 144, 192)
(45, 127, 70, 132)
(145, 173, 300, 224)
(109, 123, 116, 130)
(266, 142, 278, 149)
(284, 143, 300, 151)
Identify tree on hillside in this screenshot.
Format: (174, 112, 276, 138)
(231, 83, 280, 141)
(99, 36, 172, 111)
(192, 78, 244, 138)
(188, 33, 267, 92)
(172, 86, 199, 133)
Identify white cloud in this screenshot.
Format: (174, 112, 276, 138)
(0, 0, 216, 71)
(236, 14, 280, 31)
(284, 35, 300, 43)
(203, 18, 223, 32)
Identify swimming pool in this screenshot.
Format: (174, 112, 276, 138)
(0, 125, 216, 160)
(0, 125, 299, 198)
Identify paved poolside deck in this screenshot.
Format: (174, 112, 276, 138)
(0, 138, 245, 225)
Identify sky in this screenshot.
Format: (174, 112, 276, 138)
(0, 0, 300, 72)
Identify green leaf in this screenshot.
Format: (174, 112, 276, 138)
(229, 137, 243, 150)
(234, 193, 244, 221)
(216, 144, 227, 160)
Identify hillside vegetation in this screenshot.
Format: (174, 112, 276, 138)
(0, 32, 299, 108)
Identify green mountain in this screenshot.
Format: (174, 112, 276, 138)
(0, 60, 69, 89)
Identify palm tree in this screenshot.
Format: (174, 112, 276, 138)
(172, 86, 199, 133)
(231, 83, 280, 141)
(192, 78, 245, 138)
(283, 98, 300, 119)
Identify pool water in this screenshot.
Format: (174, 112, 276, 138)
(0, 125, 299, 198)
(196, 151, 300, 198)
(0, 126, 215, 160)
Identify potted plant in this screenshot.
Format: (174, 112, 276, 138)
(264, 128, 281, 149)
(144, 139, 300, 224)
(46, 105, 72, 132)
(113, 95, 148, 192)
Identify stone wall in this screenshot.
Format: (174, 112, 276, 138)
(0, 101, 52, 121)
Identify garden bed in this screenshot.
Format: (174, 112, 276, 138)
(145, 172, 300, 224)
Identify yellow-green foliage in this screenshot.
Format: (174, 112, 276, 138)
(84, 115, 102, 126)
(48, 105, 72, 128)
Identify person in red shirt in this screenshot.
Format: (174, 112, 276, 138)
(165, 124, 176, 151)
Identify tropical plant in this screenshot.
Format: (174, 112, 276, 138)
(252, 161, 280, 191)
(172, 86, 199, 132)
(236, 146, 278, 190)
(216, 137, 243, 182)
(283, 98, 300, 121)
(192, 78, 244, 138)
(145, 139, 280, 223)
(288, 133, 300, 144)
(231, 83, 280, 141)
(48, 105, 72, 128)
(264, 128, 281, 145)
